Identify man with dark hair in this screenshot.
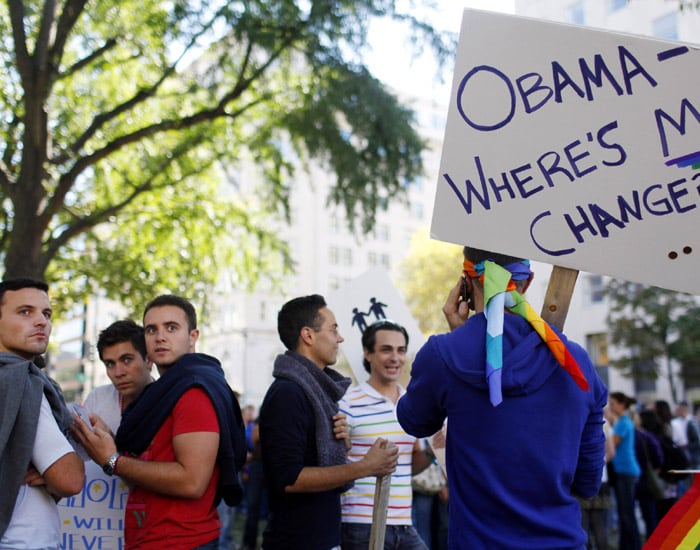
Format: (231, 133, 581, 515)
(62, 320, 154, 548)
(85, 319, 153, 429)
(259, 294, 399, 550)
(72, 294, 246, 549)
(397, 247, 608, 549)
(339, 320, 430, 550)
(0, 278, 85, 548)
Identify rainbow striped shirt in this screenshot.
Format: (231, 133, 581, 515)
(339, 382, 416, 525)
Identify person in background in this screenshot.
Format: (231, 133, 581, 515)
(411, 436, 448, 550)
(635, 408, 664, 540)
(72, 294, 247, 549)
(397, 247, 607, 549)
(653, 400, 674, 439)
(240, 406, 267, 550)
(671, 401, 700, 468)
(259, 294, 398, 550)
(579, 407, 615, 550)
(85, 319, 154, 432)
(0, 278, 85, 548)
(608, 391, 641, 550)
(339, 320, 430, 550)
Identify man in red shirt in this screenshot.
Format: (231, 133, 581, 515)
(73, 295, 245, 549)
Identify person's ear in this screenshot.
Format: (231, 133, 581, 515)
(189, 328, 200, 351)
(299, 326, 315, 347)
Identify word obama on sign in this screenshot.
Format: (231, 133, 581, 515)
(431, 9, 700, 295)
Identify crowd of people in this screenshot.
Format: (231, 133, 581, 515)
(596, 392, 699, 550)
(1, 245, 697, 549)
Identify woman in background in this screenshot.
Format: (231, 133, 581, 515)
(609, 392, 641, 550)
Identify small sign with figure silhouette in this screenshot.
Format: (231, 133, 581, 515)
(327, 268, 424, 383)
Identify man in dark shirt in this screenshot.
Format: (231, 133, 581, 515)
(259, 294, 398, 550)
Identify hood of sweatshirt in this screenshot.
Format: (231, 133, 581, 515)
(434, 312, 568, 398)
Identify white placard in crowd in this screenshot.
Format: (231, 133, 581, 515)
(327, 268, 424, 383)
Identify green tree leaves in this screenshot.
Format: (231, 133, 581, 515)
(0, 0, 453, 315)
(606, 279, 700, 402)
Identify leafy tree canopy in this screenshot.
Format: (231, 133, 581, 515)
(0, 0, 454, 316)
(605, 279, 700, 402)
(397, 227, 463, 336)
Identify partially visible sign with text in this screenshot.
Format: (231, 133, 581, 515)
(58, 461, 127, 550)
(432, 10, 700, 294)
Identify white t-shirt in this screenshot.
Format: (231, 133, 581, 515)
(1, 395, 74, 550)
(83, 383, 122, 433)
(671, 416, 690, 447)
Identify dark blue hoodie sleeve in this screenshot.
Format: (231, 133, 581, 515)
(569, 342, 608, 498)
(397, 335, 448, 438)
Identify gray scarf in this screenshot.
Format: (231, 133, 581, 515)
(272, 351, 351, 468)
(0, 352, 73, 538)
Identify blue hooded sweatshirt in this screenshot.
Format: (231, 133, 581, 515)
(397, 313, 607, 549)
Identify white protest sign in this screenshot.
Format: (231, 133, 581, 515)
(432, 10, 700, 295)
(58, 461, 128, 550)
(327, 268, 425, 383)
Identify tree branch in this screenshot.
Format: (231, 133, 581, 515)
(41, 145, 213, 266)
(59, 37, 117, 80)
(7, 0, 31, 82)
(63, 7, 224, 157)
(35, 0, 57, 73)
(44, 88, 272, 224)
(0, 160, 12, 194)
(50, 0, 90, 67)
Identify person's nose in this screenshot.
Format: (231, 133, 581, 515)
(33, 313, 48, 327)
(337, 332, 344, 343)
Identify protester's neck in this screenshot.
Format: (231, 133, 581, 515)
(294, 348, 327, 370)
(368, 378, 399, 403)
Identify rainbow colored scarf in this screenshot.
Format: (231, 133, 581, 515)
(464, 259, 590, 406)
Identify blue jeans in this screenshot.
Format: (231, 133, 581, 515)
(412, 493, 434, 547)
(217, 500, 237, 549)
(613, 473, 641, 550)
(341, 523, 427, 550)
(243, 460, 266, 548)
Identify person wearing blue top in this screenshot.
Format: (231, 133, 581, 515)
(396, 247, 608, 550)
(609, 391, 642, 550)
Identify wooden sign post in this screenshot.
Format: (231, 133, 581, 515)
(369, 441, 396, 550)
(540, 266, 579, 330)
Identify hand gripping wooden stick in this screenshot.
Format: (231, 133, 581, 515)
(369, 440, 396, 550)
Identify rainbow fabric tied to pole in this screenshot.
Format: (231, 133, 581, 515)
(467, 259, 590, 406)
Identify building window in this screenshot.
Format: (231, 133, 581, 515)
(368, 251, 378, 267)
(586, 333, 609, 367)
(607, 0, 628, 13)
(380, 253, 391, 269)
(568, 1, 585, 25)
(653, 12, 678, 40)
(259, 300, 266, 321)
(377, 225, 390, 241)
(329, 246, 339, 265)
(587, 274, 605, 304)
(342, 248, 353, 266)
(329, 217, 341, 234)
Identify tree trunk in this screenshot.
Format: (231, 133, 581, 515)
(666, 355, 679, 404)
